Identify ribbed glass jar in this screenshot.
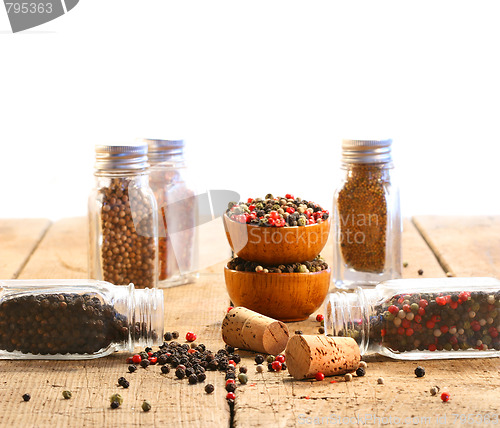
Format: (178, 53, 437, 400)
(88, 143, 158, 288)
(0, 280, 163, 359)
(333, 139, 401, 288)
(325, 277, 500, 360)
(146, 139, 199, 287)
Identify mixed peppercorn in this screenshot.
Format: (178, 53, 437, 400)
(227, 256, 328, 273)
(340, 290, 500, 354)
(226, 194, 329, 227)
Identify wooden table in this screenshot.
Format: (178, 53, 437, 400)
(0, 216, 499, 427)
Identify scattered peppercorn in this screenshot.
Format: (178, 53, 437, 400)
(118, 377, 130, 388)
(318, 327, 325, 334)
(239, 366, 247, 374)
(22, 394, 31, 402)
(430, 386, 440, 396)
(186, 332, 197, 342)
(140, 359, 150, 369)
(377, 377, 384, 385)
(255, 355, 265, 364)
(175, 368, 186, 379)
(132, 354, 142, 364)
(295, 330, 303, 335)
(315, 372, 325, 381)
(238, 373, 248, 384)
(62, 390, 72, 400)
(226, 392, 236, 400)
(205, 384, 215, 394)
(344, 373, 352, 382)
(356, 367, 366, 377)
(281, 362, 287, 371)
(359, 361, 367, 369)
(226, 383, 237, 393)
(267, 362, 275, 372)
(142, 400, 152, 412)
(128, 365, 137, 373)
(316, 314, 324, 322)
(441, 392, 450, 402)
(110, 401, 120, 409)
(197, 372, 207, 382)
(271, 361, 283, 372)
(163, 332, 173, 341)
(403, 262, 409, 268)
(172, 331, 179, 339)
(161, 365, 170, 374)
(418, 269, 424, 276)
(275, 355, 285, 363)
(188, 373, 198, 384)
(267, 355, 275, 363)
(109, 393, 123, 406)
(414, 366, 425, 378)
(256, 365, 264, 373)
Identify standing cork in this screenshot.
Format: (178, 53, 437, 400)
(222, 307, 289, 355)
(285, 335, 360, 379)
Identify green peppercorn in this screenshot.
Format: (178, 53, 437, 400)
(267, 355, 275, 363)
(238, 373, 249, 384)
(142, 400, 152, 412)
(110, 393, 123, 406)
(62, 390, 72, 400)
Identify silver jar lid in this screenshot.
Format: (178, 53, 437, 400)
(145, 139, 184, 163)
(95, 143, 149, 171)
(341, 139, 392, 163)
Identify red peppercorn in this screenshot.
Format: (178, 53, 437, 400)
(132, 354, 142, 364)
(414, 315, 422, 324)
(275, 355, 285, 363)
(388, 305, 399, 315)
(267, 218, 276, 226)
(186, 332, 197, 342)
(440, 325, 449, 334)
(285, 194, 294, 199)
(397, 327, 405, 335)
(248, 204, 256, 211)
(418, 307, 426, 316)
(419, 299, 428, 308)
(227, 306, 234, 312)
(402, 319, 411, 329)
(436, 296, 446, 306)
(315, 372, 325, 381)
(228, 360, 235, 366)
(428, 344, 437, 352)
(269, 211, 279, 220)
(147, 352, 153, 357)
(441, 392, 450, 402)
(381, 328, 386, 337)
(403, 304, 411, 313)
(126, 356, 133, 364)
(226, 379, 235, 386)
(405, 328, 414, 336)
(316, 314, 324, 322)
(247, 198, 253, 204)
(449, 301, 458, 309)
(426, 321, 435, 329)
(148, 356, 157, 365)
(271, 361, 282, 371)
(226, 392, 236, 400)
(286, 207, 295, 214)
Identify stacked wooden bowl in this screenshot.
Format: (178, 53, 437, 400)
(223, 214, 331, 322)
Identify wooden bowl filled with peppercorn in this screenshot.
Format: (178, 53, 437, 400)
(223, 194, 331, 265)
(224, 257, 331, 322)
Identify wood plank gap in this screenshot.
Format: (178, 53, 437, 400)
(411, 217, 453, 276)
(11, 220, 52, 279)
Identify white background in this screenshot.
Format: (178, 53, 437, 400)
(1, 1, 499, 220)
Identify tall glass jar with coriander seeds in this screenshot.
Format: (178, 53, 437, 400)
(146, 139, 199, 287)
(88, 143, 158, 289)
(325, 277, 500, 360)
(333, 139, 402, 289)
(0, 279, 164, 359)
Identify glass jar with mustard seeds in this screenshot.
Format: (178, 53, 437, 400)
(333, 139, 402, 289)
(88, 143, 158, 288)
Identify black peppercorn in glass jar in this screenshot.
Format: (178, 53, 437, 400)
(145, 139, 199, 288)
(333, 139, 402, 289)
(0, 280, 164, 359)
(88, 143, 158, 288)
(325, 277, 500, 360)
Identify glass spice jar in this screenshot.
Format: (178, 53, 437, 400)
(333, 139, 401, 288)
(88, 143, 158, 288)
(146, 139, 199, 287)
(0, 280, 164, 359)
(325, 277, 500, 360)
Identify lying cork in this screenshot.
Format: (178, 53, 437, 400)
(285, 335, 360, 379)
(222, 307, 289, 355)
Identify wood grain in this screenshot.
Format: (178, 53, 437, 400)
(0, 218, 51, 279)
(413, 216, 500, 278)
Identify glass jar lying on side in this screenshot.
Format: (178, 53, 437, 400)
(325, 277, 500, 360)
(0, 280, 163, 359)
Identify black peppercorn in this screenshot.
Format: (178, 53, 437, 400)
(268, 362, 275, 372)
(356, 367, 366, 377)
(225, 371, 236, 380)
(239, 366, 247, 374)
(414, 366, 425, 378)
(418, 269, 424, 276)
(225, 345, 235, 353)
(295, 330, 303, 335)
(110, 401, 120, 409)
(163, 332, 173, 341)
(205, 384, 215, 394)
(175, 368, 186, 379)
(161, 365, 170, 374)
(172, 331, 179, 339)
(188, 374, 198, 384)
(22, 393, 31, 402)
(226, 383, 237, 393)
(281, 362, 287, 371)
(128, 365, 137, 373)
(140, 359, 150, 369)
(255, 355, 265, 365)
(230, 354, 241, 364)
(197, 372, 207, 382)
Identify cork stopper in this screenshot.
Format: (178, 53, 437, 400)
(221, 307, 290, 355)
(285, 335, 360, 380)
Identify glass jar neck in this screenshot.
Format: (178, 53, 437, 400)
(325, 288, 378, 355)
(341, 160, 394, 170)
(94, 169, 150, 178)
(149, 152, 186, 167)
(116, 284, 164, 350)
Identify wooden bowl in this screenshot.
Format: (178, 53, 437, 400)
(223, 215, 331, 265)
(224, 267, 331, 322)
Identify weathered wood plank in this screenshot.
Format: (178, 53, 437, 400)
(413, 216, 500, 277)
(0, 218, 51, 279)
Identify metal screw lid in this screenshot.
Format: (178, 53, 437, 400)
(341, 139, 393, 164)
(95, 143, 149, 171)
(144, 139, 184, 163)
